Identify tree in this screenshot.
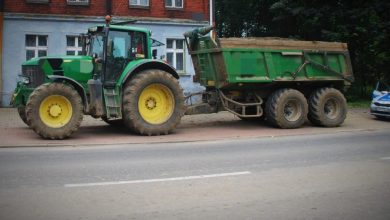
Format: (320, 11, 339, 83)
(215, 0, 390, 98)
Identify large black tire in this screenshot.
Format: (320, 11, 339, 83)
(265, 88, 308, 129)
(25, 83, 83, 139)
(17, 106, 30, 126)
(122, 69, 185, 135)
(308, 87, 347, 127)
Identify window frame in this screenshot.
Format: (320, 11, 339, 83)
(25, 34, 48, 61)
(165, 0, 184, 9)
(25, 0, 49, 4)
(129, 0, 150, 8)
(66, 0, 90, 6)
(166, 38, 186, 74)
(66, 35, 83, 56)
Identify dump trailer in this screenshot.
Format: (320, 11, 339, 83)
(184, 26, 354, 128)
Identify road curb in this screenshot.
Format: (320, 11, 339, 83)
(1, 108, 389, 148)
(0, 127, 383, 148)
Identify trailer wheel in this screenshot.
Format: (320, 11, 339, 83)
(25, 83, 83, 139)
(17, 106, 30, 126)
(308, 87, 347, 127)
(122, 69, 185, 135)
(266, 89, 308, 129)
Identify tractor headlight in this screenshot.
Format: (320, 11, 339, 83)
(18, 75, 30, 85)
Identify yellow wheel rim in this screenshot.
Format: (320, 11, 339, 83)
(138, 84, 174, 125)
(39, 95, 73, 128)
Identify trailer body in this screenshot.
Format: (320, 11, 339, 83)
(184, 27, 354, 128)
(188, 34, 353, 90)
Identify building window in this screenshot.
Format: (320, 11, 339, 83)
(25, 35, 48, 61)
(25, 0, 49, 3)
(165, 0, 183, 9)
(130, 0, 149, 7)
(166, 39, 185, 72)
(67, 0, 89, 5)
(66, 36, 83, 55)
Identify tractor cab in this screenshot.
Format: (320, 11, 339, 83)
(83, 24, 152, 87)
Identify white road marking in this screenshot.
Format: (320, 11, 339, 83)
(381, 157, 390, 160)
(64, 171, 251, 188)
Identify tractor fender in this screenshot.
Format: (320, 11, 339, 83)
(47, 75, 88, 112)
(121, 60, 180, 85)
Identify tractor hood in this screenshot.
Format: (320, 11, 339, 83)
(22, 56, 94, 86)
(23, 55, 94, 76)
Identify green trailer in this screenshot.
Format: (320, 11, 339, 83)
(184, 26, 354, 128)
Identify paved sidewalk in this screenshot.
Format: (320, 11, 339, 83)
(0, 107, 389, 147)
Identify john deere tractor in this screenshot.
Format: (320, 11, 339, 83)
(11, 18, 185, 139)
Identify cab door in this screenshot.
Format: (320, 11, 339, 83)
(104, 30, 147, 87)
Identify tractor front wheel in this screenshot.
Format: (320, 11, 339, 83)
(122, 70, 185, 135)
(25, 83, 83, 139)
(17, 106, 29, 126)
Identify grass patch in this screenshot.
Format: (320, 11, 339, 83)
(347, 99, 371, 108)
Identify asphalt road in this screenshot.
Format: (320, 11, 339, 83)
(0, 130, 390, 220)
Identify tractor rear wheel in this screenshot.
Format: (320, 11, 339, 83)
(265, 88, 308, 129)
(308, 87, 347, 127)
(17, 106, 29, 126)
(122, 69, 185, 135)
(25, 83, 83, 139)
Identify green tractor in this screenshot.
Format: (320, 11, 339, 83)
(11, 19, 185, 139)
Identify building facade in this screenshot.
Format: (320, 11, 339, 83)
(1, 0, 210, 106)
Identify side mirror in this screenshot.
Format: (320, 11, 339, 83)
(93, 53, 103, 63)
(152, 49, 157, 59)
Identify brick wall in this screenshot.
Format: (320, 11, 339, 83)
(4, 0, 209, 21)
(4, 0, 107, 16)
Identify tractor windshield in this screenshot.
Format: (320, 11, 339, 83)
(89, 34, 104, 58)
(84, 32, 105, 78)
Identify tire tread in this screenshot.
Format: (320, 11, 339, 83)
(122, 70, 185, 136)
(26, 83, 83, 139)
(308, 87, 347, 127)
(265, 88, 308, 129)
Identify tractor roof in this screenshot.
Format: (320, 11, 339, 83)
(88, 25, 150, 35)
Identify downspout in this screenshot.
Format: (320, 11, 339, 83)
(209, 0, 213, 25)
(209, 0, 215, 38)
(106, 0, 112, 16)
(0, 0, 4, 106)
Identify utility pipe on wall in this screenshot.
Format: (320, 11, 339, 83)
(0, 0, 4, 105)
(106, 0, 112, 16)
(209, 0, 214, 37)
